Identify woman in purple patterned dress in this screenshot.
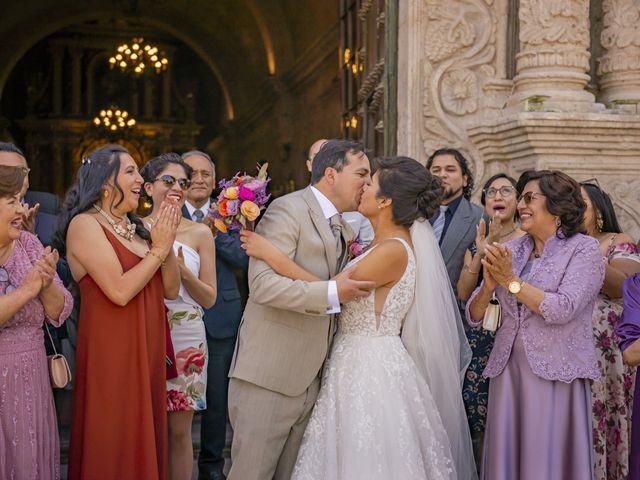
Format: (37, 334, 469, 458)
(616, 274, 640, 480)
(582, 182, 640, 480)
(0, 165, 73, 480)
(467, 170, 604, 480)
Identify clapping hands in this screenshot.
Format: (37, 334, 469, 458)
(481, 242, 514, 290)
(22, 246, 59, 298)
(21, 202, 40, 234)
(475, 215, 502, 257)
(150, 200, 181, 252)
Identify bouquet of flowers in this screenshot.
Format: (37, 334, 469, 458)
(208, 163, 270, 232)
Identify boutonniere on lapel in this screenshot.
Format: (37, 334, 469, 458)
(347, 238, 364, 261)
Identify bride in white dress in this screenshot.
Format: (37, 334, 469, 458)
(241, 157, 476, 479)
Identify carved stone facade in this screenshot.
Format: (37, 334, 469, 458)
(598, 0, 640, 106)
(397, 0, 640, 240)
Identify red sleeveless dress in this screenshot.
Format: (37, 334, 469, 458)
(69, 227, 168, 480)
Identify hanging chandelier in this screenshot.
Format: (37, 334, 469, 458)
(93, 107, 136, 131)
(108, 37, 169, 75)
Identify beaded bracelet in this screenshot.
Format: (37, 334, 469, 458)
(146, 249, 166, 267)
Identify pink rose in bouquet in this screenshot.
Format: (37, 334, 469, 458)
(208, 163, 270, 232)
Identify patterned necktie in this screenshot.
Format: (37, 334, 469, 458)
(193, 209, 204, 223)
(330, 214, 344, 266)
(433, 205, 449, 242)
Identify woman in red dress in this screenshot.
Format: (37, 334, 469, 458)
(54, 145, 181, 480)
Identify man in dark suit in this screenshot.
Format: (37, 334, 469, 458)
(182, 150, 248, 480)
(427, 148, 484, 297)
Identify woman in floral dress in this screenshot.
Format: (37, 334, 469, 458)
(582, 181, 640, 480)
(142, 153, 217, 480)
(457, 174, 523, 464)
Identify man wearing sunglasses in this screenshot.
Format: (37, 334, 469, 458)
(427, 148, 484, 297)
(181, 150, 248, 480)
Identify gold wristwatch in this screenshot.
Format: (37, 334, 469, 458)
(508, 278, 525, 295)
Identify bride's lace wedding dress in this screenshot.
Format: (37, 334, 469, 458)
(291, 238, 456, 480)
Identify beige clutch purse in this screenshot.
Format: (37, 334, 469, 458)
(482, 292, 502, 332)
(46, 324, 71, 389)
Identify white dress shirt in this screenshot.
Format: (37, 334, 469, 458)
(342, 211, 374, 246)
(184, 199, 211, 222)
(310, 186, 342, 314)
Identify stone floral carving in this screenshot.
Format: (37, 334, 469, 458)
(420, 0, 494, 182)
(423, 0, 476, 64)
(519, 0, 589, 48)
(599, 0, 640, 75)
(441, 68, 479, 115)
(601, 0, 640, 50)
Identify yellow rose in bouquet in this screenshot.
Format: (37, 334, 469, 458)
(240, 200, 260, 222)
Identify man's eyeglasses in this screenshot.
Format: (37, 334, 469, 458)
(518, 191, 546, 204)
(483, 186, 515, 199)
(154, 175, 192, 191)
(0, 267, 15, 294)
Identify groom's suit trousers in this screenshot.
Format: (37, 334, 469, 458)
(228, 376, 320, 480)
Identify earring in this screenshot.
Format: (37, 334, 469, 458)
(555, 217, 561, 227)
(596, 213, 604, 231)
(377, 204, 383, 209)
(102, 190, 110, 199)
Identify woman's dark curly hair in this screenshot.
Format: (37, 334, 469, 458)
(426, 148, 474, 199)
(516, 170, 586, 238)
(374, 156, 443, 226)
(53, 144, 149, 256)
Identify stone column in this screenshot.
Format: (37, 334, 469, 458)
(49, 44, 64, 116)
(598, 0, 640, 106)
(69, 47, 83, 116)
(509, 0, 597, 111)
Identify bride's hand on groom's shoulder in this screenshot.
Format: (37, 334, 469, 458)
(334, 266, 376, 304)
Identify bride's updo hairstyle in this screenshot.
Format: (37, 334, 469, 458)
(375, 156, 443, 227)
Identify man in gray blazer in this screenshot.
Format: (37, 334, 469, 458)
(227, 140, 375, 480)
(427, 148, 484, 296)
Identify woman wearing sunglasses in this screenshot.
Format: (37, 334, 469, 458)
(581, 181, 640, 480)
(467, 170, 604, 480)
(141, 153, 217, 480)
(0, 165, 72, 480)
(457, 173, 523, 464)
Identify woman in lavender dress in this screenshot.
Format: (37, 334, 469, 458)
(0, 165, 73, 480)
(467, 170, 604, 480)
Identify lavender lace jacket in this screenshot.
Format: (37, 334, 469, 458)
(466, 233, 604, 383)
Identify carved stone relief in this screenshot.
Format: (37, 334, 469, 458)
(419, 0, 497, 181)
(598, 0, 640, 104)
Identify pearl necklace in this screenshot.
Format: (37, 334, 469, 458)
(93, 204, 136, 241)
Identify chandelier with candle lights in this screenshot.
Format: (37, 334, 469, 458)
(108, 37, 168, 75)
(93, 107, 136, 131)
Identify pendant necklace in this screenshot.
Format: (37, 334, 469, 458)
(93, 204, 136, 241)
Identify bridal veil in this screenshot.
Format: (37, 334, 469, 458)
(401, 219, 478, 480)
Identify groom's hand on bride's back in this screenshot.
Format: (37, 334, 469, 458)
(334, 267, 375, 304)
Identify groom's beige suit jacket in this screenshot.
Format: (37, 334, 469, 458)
(229, 186, 354, 397)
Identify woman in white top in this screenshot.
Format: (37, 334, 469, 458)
(142, 153, 217, 480)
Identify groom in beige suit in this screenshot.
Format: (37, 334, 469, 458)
(227, 140, 374, 480)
